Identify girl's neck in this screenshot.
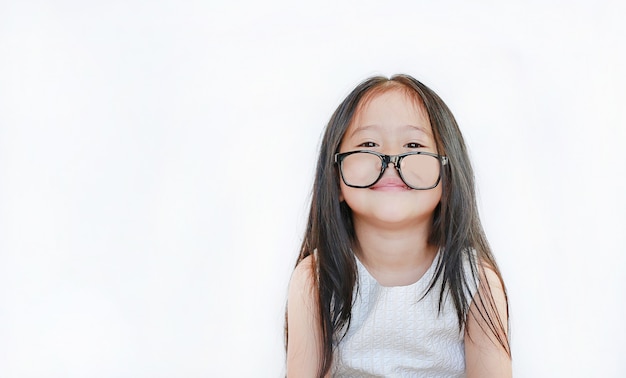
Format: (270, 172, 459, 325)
(352, 218, 438, 287)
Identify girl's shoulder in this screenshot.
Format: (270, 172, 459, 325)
(289, 255, 316, 300)
(472, 254, 505, 293)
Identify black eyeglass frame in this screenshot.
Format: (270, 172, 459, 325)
(334, 150, 449, 190)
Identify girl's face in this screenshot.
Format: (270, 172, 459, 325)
(338, 88, 443, 231)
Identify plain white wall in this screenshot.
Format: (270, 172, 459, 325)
(1, 0, 624, 377)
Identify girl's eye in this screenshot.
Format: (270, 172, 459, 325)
(359, 141, 378, 148)
(405, 142, 424, 148)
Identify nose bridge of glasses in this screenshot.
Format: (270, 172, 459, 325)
(390, 154, 401, 166)
(381, 153, 401, 172)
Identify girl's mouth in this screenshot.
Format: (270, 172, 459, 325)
(370, 177, 411, 191)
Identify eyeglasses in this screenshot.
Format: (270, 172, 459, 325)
(334, 150, 448, 190)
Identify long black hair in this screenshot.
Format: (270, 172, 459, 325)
(286, 74, 510, 377)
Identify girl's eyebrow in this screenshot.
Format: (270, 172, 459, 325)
(348, 124, 378, 138)
(404, 124, 432, 136)
(349, 124, 432, 137)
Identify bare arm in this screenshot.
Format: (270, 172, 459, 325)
(286, 256, 325, 377)
(465, 265, 512, 378)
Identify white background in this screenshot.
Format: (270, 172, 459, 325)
(1, 0, 625, 377)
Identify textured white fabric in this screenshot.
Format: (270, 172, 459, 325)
(332, 252, 477, 378)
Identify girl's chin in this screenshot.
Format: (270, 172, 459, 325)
(354, 211, 431, 228)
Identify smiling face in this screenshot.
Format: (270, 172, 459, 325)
(338, 87, 443, 230)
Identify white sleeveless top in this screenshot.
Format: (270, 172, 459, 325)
(332, 252, 477, 377)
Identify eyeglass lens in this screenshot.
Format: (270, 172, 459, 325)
(340, 152, 440, 189)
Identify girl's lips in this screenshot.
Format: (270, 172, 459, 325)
(370, 177, 410, 191)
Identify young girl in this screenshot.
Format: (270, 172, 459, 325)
(286, 74, 511, 377)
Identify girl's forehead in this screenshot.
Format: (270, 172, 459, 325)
(347, 88, 432, 135)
